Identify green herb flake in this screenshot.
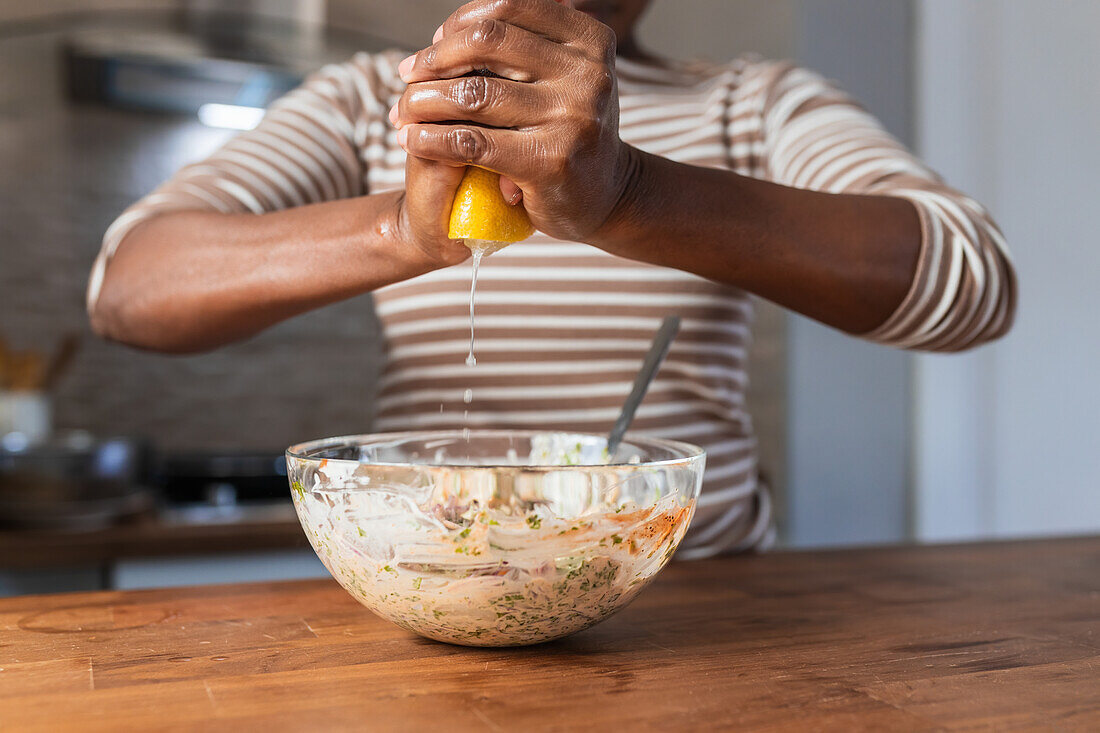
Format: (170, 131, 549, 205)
(459, 527, 472, 539)
(291, 480, 306, 499)
(413, 577, 422, 590)
(611, 534, 623, 545)
(526, 515, 542, 530)
(357, 527, 366, 537)
(382, 565, 397, 574)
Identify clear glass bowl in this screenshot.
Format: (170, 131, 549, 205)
(286, 430, 705, 646)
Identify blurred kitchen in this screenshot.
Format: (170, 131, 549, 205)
(1, 0, 1097, 596)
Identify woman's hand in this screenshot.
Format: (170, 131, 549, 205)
(393, 154, 472, 269)
(390, 0, 634, 242)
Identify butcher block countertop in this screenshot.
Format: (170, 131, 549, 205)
(0, 537, 1097, 731)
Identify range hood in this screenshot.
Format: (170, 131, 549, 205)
(62, 2, 394, 128)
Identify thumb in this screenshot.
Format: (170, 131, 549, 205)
(499, 175, 523, 206)
(402, 154, 470, 263)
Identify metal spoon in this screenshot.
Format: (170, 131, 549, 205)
(606, 316, 681, 456)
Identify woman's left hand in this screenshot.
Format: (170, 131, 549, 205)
(390, 0, 635, 243)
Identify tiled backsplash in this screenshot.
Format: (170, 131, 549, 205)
(1, 27, 386, 452)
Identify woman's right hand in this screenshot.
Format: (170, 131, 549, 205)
(393, 154, 472, 269)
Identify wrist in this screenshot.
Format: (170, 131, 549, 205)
(589, 143, 656, 256)
(388, 191, 469, 274)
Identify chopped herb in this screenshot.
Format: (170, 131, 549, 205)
(526, 515, 542, 530)
(413, 577, 422, 590)
(459, 527, 472, 539)
(611, 534, 623, 545)
(291, 480, 306, 499)
(357, 527, 366, 537)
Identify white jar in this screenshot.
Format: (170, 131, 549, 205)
(0, 390, 52, 446)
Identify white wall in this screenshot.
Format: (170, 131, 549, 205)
(638, 0, 795, 61)
(914, 0, 1100, 540)
(784, 0, 915, 547)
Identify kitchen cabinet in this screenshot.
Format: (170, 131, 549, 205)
(0, 514, 315, 596)
(112, 550, 327, 590)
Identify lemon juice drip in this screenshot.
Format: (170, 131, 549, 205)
(464, 242, 497, 441)
(466, 247, 484, 368)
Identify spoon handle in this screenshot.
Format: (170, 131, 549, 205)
(607, 316, 681, 456)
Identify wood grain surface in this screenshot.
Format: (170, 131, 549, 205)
(0, 537, 1097, 731)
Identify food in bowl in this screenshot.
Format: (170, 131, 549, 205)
(286, 431, 704, 646)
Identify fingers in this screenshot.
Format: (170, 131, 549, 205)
(431, 1, 576, 48)
(402, 153, 470, 264)
(499, 175, 523, 205)
(400, 17, 583, 84)
(391, 75, 550, 130)
(398, 123, 536, 180)
(444, 0, 609, 54)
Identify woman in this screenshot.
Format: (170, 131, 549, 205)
(87, 0, 1016, 556)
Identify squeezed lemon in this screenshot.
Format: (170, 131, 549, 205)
(447, 166, 535, 369)
(448, 166, 534, 254)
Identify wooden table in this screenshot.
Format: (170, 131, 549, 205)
(0, 537, 1096, 731)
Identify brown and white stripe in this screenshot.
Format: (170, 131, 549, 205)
(88, 52, 1015, 556)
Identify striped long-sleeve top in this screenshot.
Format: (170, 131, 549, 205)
(88, 51, 1016, 556)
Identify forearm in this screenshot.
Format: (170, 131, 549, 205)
(91, 192, 443, 353)
(595, 148, 921, 335)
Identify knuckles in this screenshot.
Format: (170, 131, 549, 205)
(483, 0, 527, 19)
(563, 63, 614, 141)
(418, 44, 439, 73)
(452, 75, 495, 114)
(447, 127, 489, 163)
(585, 64, 616, 99)
(588, 23, 617, 60)
(467, 17, 508, 52)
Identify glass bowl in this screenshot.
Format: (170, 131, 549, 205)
(286, 430, 704, 646)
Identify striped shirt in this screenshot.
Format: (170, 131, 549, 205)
(88, 51, 1016, 556)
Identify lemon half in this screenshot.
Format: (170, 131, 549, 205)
(448, 167, 534, 254)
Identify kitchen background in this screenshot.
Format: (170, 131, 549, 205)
(0, 0, 1096, 594)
